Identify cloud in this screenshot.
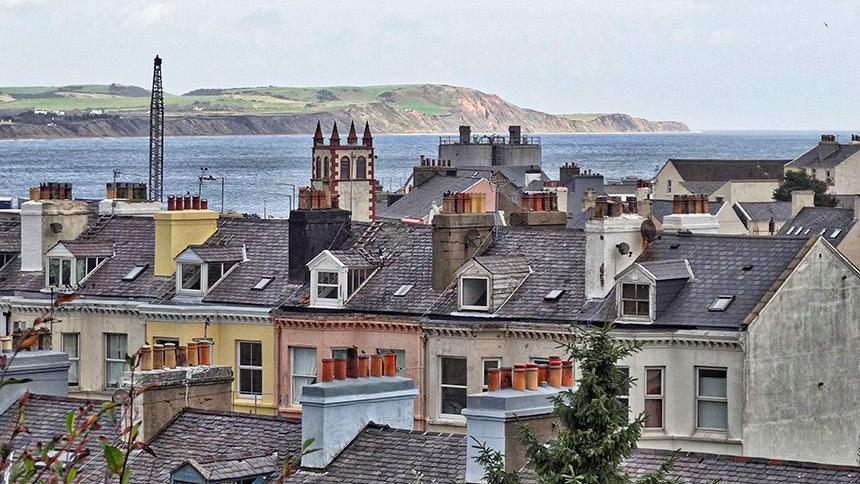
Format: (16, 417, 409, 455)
(124, 1, 175, 29)
(0, 0, 45, 8)
(707, 29, 736, 46)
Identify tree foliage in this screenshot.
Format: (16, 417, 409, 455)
(773, 170, 836, 207)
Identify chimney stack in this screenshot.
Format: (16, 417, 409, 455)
(464, 360, 573, 483)
(432, 194, 495, 290)
(508, 126, 521, 145)
(288, 207, 351, 284)
(300, 365, 417, 469)
(662, 195, 718, 234)
(20, 199, 89, 272)
(459, 125, 472, 144)
(791, 190, 815, 217)
(153, 200, 219, 276)
(585, 200, 646, 299)
(818, 134, 839, 161)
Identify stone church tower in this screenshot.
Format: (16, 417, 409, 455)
(311, 120, 376, 222)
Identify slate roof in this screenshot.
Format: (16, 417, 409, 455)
(201, 217, 303, 307)
(177, 453, 281, 481)
(679, 180, 726, 196)
(342, 223, 587, 322)
(0, 218, 20, 253)
(378, 175, 479, 221)
(285, 424, 466, 483)
(581, 234, 811, 329)
(328, 249, 377, 268)
(0, 394, 120, 479)
(524, 179, 545, 192)
(788, 142, 860, 169)
(667, 159, 787, 182)
(456, 165, 545, 189)
(127, 408, 302, 483)
(637, 259, 692, 281)
(777, 207, 857, 246)
(472, 255, 531, 276)
(185, 244, 245, 262)
(57, 239, 114, 258)
(734, 201, 792, 224)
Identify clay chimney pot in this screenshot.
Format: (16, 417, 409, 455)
(370, 355, 383, 377)
(186, 341, 198, 366)
(334, 358, 347, 380)
(487, 369, 500, 392)
(383, 353, 397, 377)
(358, 355, 370, 378)
(512, 365, 527, 391)
(321, 358, 335, 382)
(152, 344, 165, 369)
(139, 345, 153, 371)
(562, 360, 574, 387)
(499, 367, 513, 389)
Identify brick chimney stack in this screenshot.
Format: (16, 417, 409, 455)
(431, 193, 495, 290)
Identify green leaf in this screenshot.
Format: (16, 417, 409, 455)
(101, 443, 124, 475)
(65, 410, 74, 434)
(0, 377, 33, 388)
(65, 467, 78, 484)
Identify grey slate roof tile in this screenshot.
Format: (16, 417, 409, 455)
(0, 219, 20, 253)
(668, 159, 787, 182)
(328, 249, 377, 268)
(638, 259, 692, 281)
(777, 206, 856, 245)
(58, 240, 114, 258)
(734, 201, 792, 223)
(378, 175, 480, 221)
(679, 180, 726, 196)
(788, 142, 860, 169)
(185, 244, 245, 262)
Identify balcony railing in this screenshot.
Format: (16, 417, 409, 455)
(439, 135, 541, 146)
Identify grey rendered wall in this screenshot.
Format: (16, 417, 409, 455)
(744, 240, 860, 465)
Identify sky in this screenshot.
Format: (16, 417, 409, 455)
(1, 0, 858, 130)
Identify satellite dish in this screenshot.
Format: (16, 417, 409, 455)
(616, 242, 630, 255)
(640, 219, 658, 243)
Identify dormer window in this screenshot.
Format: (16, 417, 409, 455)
(174, 244, 244, 297)
(45, 241, 112, 289)
(308, 249, 378, 308)
(179, 263, 202, 292)
(621, 283, 650, 317)
(460, 277, 489, 310)
(316, 271, 339, 300)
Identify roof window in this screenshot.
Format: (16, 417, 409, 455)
(792, 226, 804, 235)
(122, 264, 147, 281)
(819, 228, 827, 235)
(830, 228, 842, 239)
(786, 226, 795, 234)
(669, 243, 680, 249)
(544, 289, 565, 301)
(708, 295, 735, 312)
(394, 284, 413, 297)
(742, 264, 754, 271)
(803, 228, 811, 235)
(252, 277, 273, 291)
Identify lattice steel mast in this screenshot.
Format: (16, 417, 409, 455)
(148, 55, 164, 202)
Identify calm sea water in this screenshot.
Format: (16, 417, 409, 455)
(0, 131, 839, 216)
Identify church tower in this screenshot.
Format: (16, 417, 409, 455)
(311, 120, 376, 222)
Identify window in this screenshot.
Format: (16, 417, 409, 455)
(62, 333, 79, 386)
(544, 289, 565, 301)
(355, 156, 367, 179)
(708, 295, 735, 312)
(697, 368, 728, 430)
(482, 358, 500, 390)
(830, 228, 842, 239)
(0, 253, 14, 269)
(290, 347, 316, 405)
(644, 368, 664, 429)
(615, 366, 630, 410)
(460, 277, 489, 310)
(440, 357, 467, 416)
(154, 336, 179, 346)
(207, 261, 235, 289)
(331, 347, 349, 360)
(394, 284, 413, 297)
(48, 258, 72, 287)
(122, 264, 147, 281)
(347, 268, 369, 298)
(667, 179, 672, 193)
(621, 283, 650, 318)
(75, 257, 105, 283)
(105, 333, 127, 389)
(316, 271, 339, 300)
(237, 341, 263, 397)
(377, 349, 406, 376)
(314, 156, 322, 179)
(252, 277, 273, 290)
(340, 156, 351, 180)
(180, 263, 202, 291)
(323, 156, 329, 178)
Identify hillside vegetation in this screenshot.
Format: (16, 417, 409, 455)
(0, 83, 688, 138)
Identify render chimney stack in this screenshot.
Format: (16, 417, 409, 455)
(20, 199, 90, 272)
(791, 190, 815, 217)
(818, 134, 839, 161)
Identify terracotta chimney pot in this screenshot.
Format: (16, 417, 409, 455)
(198, 341, 212, 365)
(164, 343, 177, 369)
(537, 364, 548, 384)
(177, 346, 187, 367)
(512, 364, 527, 391)
(487, 369, 500, 392)
(562, 360, 574, 387)
(358, 355, 370, 377)
(370, 355, 383, 377)
(499, 367, 513, 389)
(139, 345, 153, 371)
(152, 344, 165, 369)
(548, 362, 562, 388)
(321, 358, 335, 382)
(549, 356, 561, 365)
(334, 358, 347, 380)
(186, 341, 198, 366)
(383, 353, 397, 376)
(346, 348, 359, 379)
(525, 364, 539, 390)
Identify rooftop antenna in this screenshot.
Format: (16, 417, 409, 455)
(148, 55, 164, 202)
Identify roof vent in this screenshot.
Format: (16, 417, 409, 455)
(669, 243, 680, 249)
(742, 264, 754, 271)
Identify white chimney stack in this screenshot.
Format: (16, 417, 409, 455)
(20, 200, 89, 272)
(791, 190, 815, 217)
(585, 211, 646, 300)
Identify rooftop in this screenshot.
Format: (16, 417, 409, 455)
(777, 206, 857, 245)
(666, 158, 787, 182)
(788, 140, 860, 169)
(378, 174, 481, 221)
(734, 201, 793, 224)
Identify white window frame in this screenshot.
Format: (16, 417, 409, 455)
(177, 262, 204, 295)
(619, 282, 652, 320)
(104, 333, 127, 389)
(237, 341, 263, 398)
(47, 257, 74, 288)
(644, 367, 664, 430)
(459, 276, 490, 311)
(439, 356, 468, 418)
(481, 357, 501, 390)
(290, 346, 317, 406)
(696, 367, 728, 431)
(616, 366, 630, 411)
(62, 332, 80, 387)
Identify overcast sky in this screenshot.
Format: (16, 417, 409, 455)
(2, 0, 857, 130)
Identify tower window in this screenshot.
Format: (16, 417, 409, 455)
(314, 156, 322, 179)
(340, 156, 351, 180)
(323, 157, 330, 178)
(355, 156, 367, 179)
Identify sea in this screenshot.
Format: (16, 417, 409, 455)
(0, 131, 842, 217)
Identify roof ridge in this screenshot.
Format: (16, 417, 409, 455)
(633, 447, 860, 471)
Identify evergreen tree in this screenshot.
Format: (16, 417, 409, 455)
(773, 170, 836, 207)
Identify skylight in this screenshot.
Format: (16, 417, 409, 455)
(708, 295, 735, 312)
(786, 226, 795, 234)
(803, 228, 811, 235)
(830, 228, 842, 239)
(792, 226, 804, 235)
(742, 264, 754, 271)
(394, 284, 414, 297)
(544, 289, 565, 301)
(122, 265, 147, 281)
(819, 228, 828, 235)
(252, 277, 274, 290)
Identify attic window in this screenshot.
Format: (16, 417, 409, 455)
(460, 277, 489, 310)
(122, 265, 147, 281)
(708, 295, 735, 312)
(544, 289, 565, 301)
(742, 264, 753, 271)
(252, 277, 273, 291)
(819, 228, 827, 235)
(830, 228, 842, 239)
(669, 244, 680, 249)
(394, 284, 413, 297)
(803, 228, 811, 235)
(792, 226, 804, 235)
